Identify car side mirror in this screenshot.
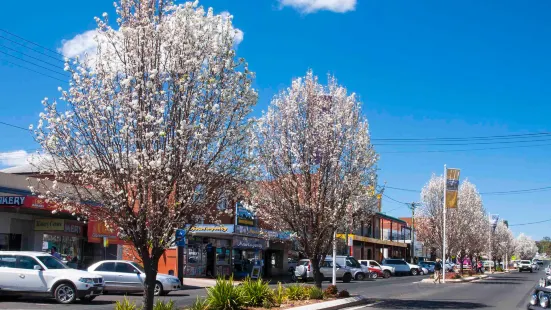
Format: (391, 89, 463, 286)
(135, 269, 141, 275)
(33, 265, 43, 271)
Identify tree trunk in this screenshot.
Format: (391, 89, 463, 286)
(142, 252, 161, 310)
(311, 258, 323, 289)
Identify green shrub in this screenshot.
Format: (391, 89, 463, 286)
(337, 290, 350, 298)
(240, 277, 273, 307)
(286, 284, 310, 301)
(262, 298, 273, 309)
(115, 297, 137, 310)
(187, 297, 209, 310)
(323, 285, 338, 298)
(308, 287, 324, 300)
(154, 300, 176, 310)
(273, 282, 286, 305)
(206, 276, 245, 310)
(453, 273, 462, 279)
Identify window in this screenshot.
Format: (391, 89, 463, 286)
(0, 255, 16, 268)
(36, 256, 67, 269)
(116, 262, 138, 273)
(16, 255, 40, 270)
(321, 261, 333, 268)
(370, 261, 379, 267)
(129, 262, 145, 274)
(346, 257, 361, 268)
(360, 261, 367, 266)
(97, 262, 116, 272)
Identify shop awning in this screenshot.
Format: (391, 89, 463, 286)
(336, 234, 407, 248)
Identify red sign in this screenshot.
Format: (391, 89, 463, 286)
(87, 220, 129, 245)
(23, 196, 57, 211)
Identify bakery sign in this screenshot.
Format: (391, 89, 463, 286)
(0, 196, 25, 206)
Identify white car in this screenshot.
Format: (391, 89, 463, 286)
(546, 265, 551, 275)
(87, 260, 181, 296)
(0, 251, 104, 304)
(359, 260, 395, 278)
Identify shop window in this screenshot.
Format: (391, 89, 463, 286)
(16, 255, 40, 270)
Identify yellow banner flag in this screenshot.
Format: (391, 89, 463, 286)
(445, 168, 460, 208)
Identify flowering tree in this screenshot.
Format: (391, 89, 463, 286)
(491, 221, 515, 264)
(514, 233, 538, 259)
(417, 175, 487, 265)
(251, 70, 379, 288)
(33, 1, 255, 308)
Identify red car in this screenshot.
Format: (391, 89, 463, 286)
(368, 266, 385, 279)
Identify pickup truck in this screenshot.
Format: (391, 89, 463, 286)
(518, 260, 533, 273)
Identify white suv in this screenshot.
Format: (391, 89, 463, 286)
(0, 251, 104, 304)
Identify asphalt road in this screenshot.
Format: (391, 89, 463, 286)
(0, 269, 545, 309)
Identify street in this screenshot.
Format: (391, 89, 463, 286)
(0, 270, 543, 310)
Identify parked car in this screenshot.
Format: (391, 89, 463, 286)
(294, 259, 353, 283)
(545, 265, 551, 276)
(518, 260, 533, 273)
(288, 258, 298, 272)
(381, 258, 423, 276)
(513, 260, 520, 268)
(0, 251, 104, 304)
(368, 266, 385, 279)
(87, 260, 181, 296)
(359, 260, 394, 278)
(326, 256, 368, 280)
(419, 261, 435, 273)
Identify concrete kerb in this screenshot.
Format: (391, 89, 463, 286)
(420, 274, 489, 283)
(288, 296, 368, 310)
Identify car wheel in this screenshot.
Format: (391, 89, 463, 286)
(383, 270, 391, 278)
(291, 274, 298, 282)
(530, 270, 533, 273)
(342, 273, 352, 283)
(80, 296, 97, 303)
(355, 273, 366, 281)
(54, 282, 77, 304)
(371, 273, 378, 279)
(410, 269, 418, 276)
(154, 281, 164, 296)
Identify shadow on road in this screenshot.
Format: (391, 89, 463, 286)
(365, 298, 489, 309)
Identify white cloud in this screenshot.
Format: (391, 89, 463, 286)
(220, 11, 244, 46)
(58, 30, 99, 62)
(279, 0, 356, 13)
(0, 150, 31, 167)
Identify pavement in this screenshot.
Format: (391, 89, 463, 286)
(0, 269, 544, 309)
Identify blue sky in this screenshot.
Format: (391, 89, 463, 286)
(0, 0, 550, 239)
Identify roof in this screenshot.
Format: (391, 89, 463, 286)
(376, 212, 407, 224)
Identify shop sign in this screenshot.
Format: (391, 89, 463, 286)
(184, 224, 234, 234)
(235, 225, 291, 241)
(232, 236, 267, 249)
(35, 219, 64, 231)
(0, 196, 25, 206)
(236, 202, 255, 226)
(88, 220, 128, 245)
(64, 223, 82, 235)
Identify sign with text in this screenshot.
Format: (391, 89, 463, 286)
(185, 224, 234, 234)
(0, 196, 25, 206)
(236, 202, 255, 226)
(35, 219, 64, 231)
(445, 168, 461, 208)
(232, 236, 267, 249)
(88, 220, 128, 245)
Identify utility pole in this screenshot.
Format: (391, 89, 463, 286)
(409, 202, 421, 264)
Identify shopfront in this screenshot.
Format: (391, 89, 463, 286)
(35, 218, 84, 267)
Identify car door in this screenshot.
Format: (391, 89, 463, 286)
(93, 262, 119, 290)
(0, 254, 19, 291)
(14, 255, 47, 292)
(369, 261, 383, 271)
(115, 262, 143, 291)
(398, 260, 410, 272)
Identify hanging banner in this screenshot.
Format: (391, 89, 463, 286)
(445, 168, 460, 208)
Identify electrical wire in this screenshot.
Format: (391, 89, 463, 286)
(385, 185, 551, 195)
(0, 58, 67, 83)
(0, 35, 64, 63)
(0, 49, 67, 77)
(0, 43, 65, 70)
(0, 121, 31, 131)
(508, 218, 551, 227)
(372, 132, 551, 142)
(375, 137, 551, 146)
(0, 29, 64, 57)
(379, 143, 551, 154)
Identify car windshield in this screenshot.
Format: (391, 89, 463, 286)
(130, 262, 146, 273)
(346, 257, 362, 268)
(36, 256, 68, 269)
(521, 260, 531, 264)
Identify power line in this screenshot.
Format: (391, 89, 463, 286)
(379, 143, 551, 154)
(0, 44, 65, 70)
(385, 184, 551, 195)
(385, 186, 420, 193)
(0, 49, 68, 77)
(0, 58, 67, 83)
(372, 132, 551, 142)
(0, 29, 64, 57)
(0, 121, 31, 131)
(509, 218, 551, 227)
(0, 35, 64, 63)
(375, 137, 551, 146)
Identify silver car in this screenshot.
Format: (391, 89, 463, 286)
(294, 259, 353, 283)
(87, 260, 181, 296)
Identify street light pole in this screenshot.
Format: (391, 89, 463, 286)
(409, 202, 421, 264)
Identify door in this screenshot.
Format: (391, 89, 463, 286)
(369, 261, 383, 271)
(115, 262, 143, 291)
(93, 262, 119, 290)
(13, 255, 48, 292)
(397, 260, 409, 272)
(0, 254, 19, 291)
